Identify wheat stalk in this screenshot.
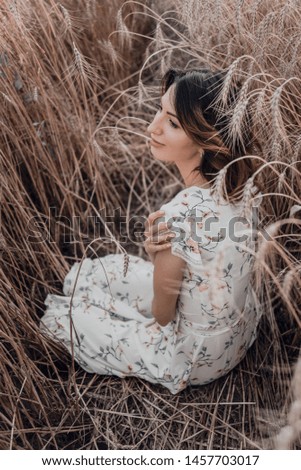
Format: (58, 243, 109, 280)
(235, 0, 244, 40)
(270, 85, 287, 144)
(155, 22, 164, 45)
(254, 87, 269, 122)
(86, 0, 96, 20)
(59, 4, 72, 34)
(73, 42, 85, 77)
(116, 8, 132, 49)
(123, 252, 130, 277)
(273, 356, 301, 449)
(220, 58, 242, 106)
(282, 268, 296, 296)
(239, 176, 256, 219)
(137, 79, 146, 110)
(211, 166, 228, 204)
(292, 135, 301, 162)
(8, 0, 22, 26)
(0, 0, 300, 452)
(99, 39, 121, 74)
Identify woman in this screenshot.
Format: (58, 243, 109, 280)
(40, 67, 262, 394)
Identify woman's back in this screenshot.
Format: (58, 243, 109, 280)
(158, 185, 261, 332)
(40, 184, 263, 395)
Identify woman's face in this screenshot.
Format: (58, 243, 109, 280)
(146, 84, 201, 164)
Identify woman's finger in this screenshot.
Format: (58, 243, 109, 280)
(144, 238, 172, 253)
(154, 242, 172, 251)
(144, 231, 175, 251)
(148, 232, 176, 245)
(144, 222, 170, 240)
(144, 210, 165, 233)
(145, 216, 173, 240)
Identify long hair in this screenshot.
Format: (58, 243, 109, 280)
(160, 67, 261, 202)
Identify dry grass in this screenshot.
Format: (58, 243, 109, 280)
(0, 0, 300, 449)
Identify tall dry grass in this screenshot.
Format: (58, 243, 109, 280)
(0, 0, 300, 449)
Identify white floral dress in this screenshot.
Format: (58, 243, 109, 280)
(40, 186, 262, 394)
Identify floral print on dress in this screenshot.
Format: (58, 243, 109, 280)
(40, 186, 263, 394)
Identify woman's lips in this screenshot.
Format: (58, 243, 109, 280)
(150, 138, 164, 147)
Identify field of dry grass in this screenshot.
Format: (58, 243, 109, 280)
(0, 0, 300, 450)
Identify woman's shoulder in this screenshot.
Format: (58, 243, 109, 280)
(164, 186, 221, 212)
(160, 183, 261, 219)
(158, 186, 219, 228)
(159, 185, 253, 233)
(177, 185, 261, 216)
(168, 185, 214, 202)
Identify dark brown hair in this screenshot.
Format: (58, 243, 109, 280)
(161, 67, 260, 202)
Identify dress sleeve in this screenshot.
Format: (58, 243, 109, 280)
(155, 189, 220, 266)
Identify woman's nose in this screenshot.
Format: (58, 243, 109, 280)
(146, 113, 162, 136)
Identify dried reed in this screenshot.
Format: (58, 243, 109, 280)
(0, 0, 300, 450)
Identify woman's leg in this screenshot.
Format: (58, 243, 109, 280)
(63, 254, 154, 318)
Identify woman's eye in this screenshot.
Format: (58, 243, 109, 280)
(169, 120, 178, 128)
(155, 104, 178, 128)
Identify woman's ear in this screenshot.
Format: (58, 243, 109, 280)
(198, 147, 204, 159)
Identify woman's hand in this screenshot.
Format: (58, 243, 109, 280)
(143, 210, 175, 264)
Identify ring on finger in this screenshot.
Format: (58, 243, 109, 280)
(149, 236, 160, 244)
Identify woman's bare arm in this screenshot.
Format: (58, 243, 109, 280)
(151, 248, 186, 326)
